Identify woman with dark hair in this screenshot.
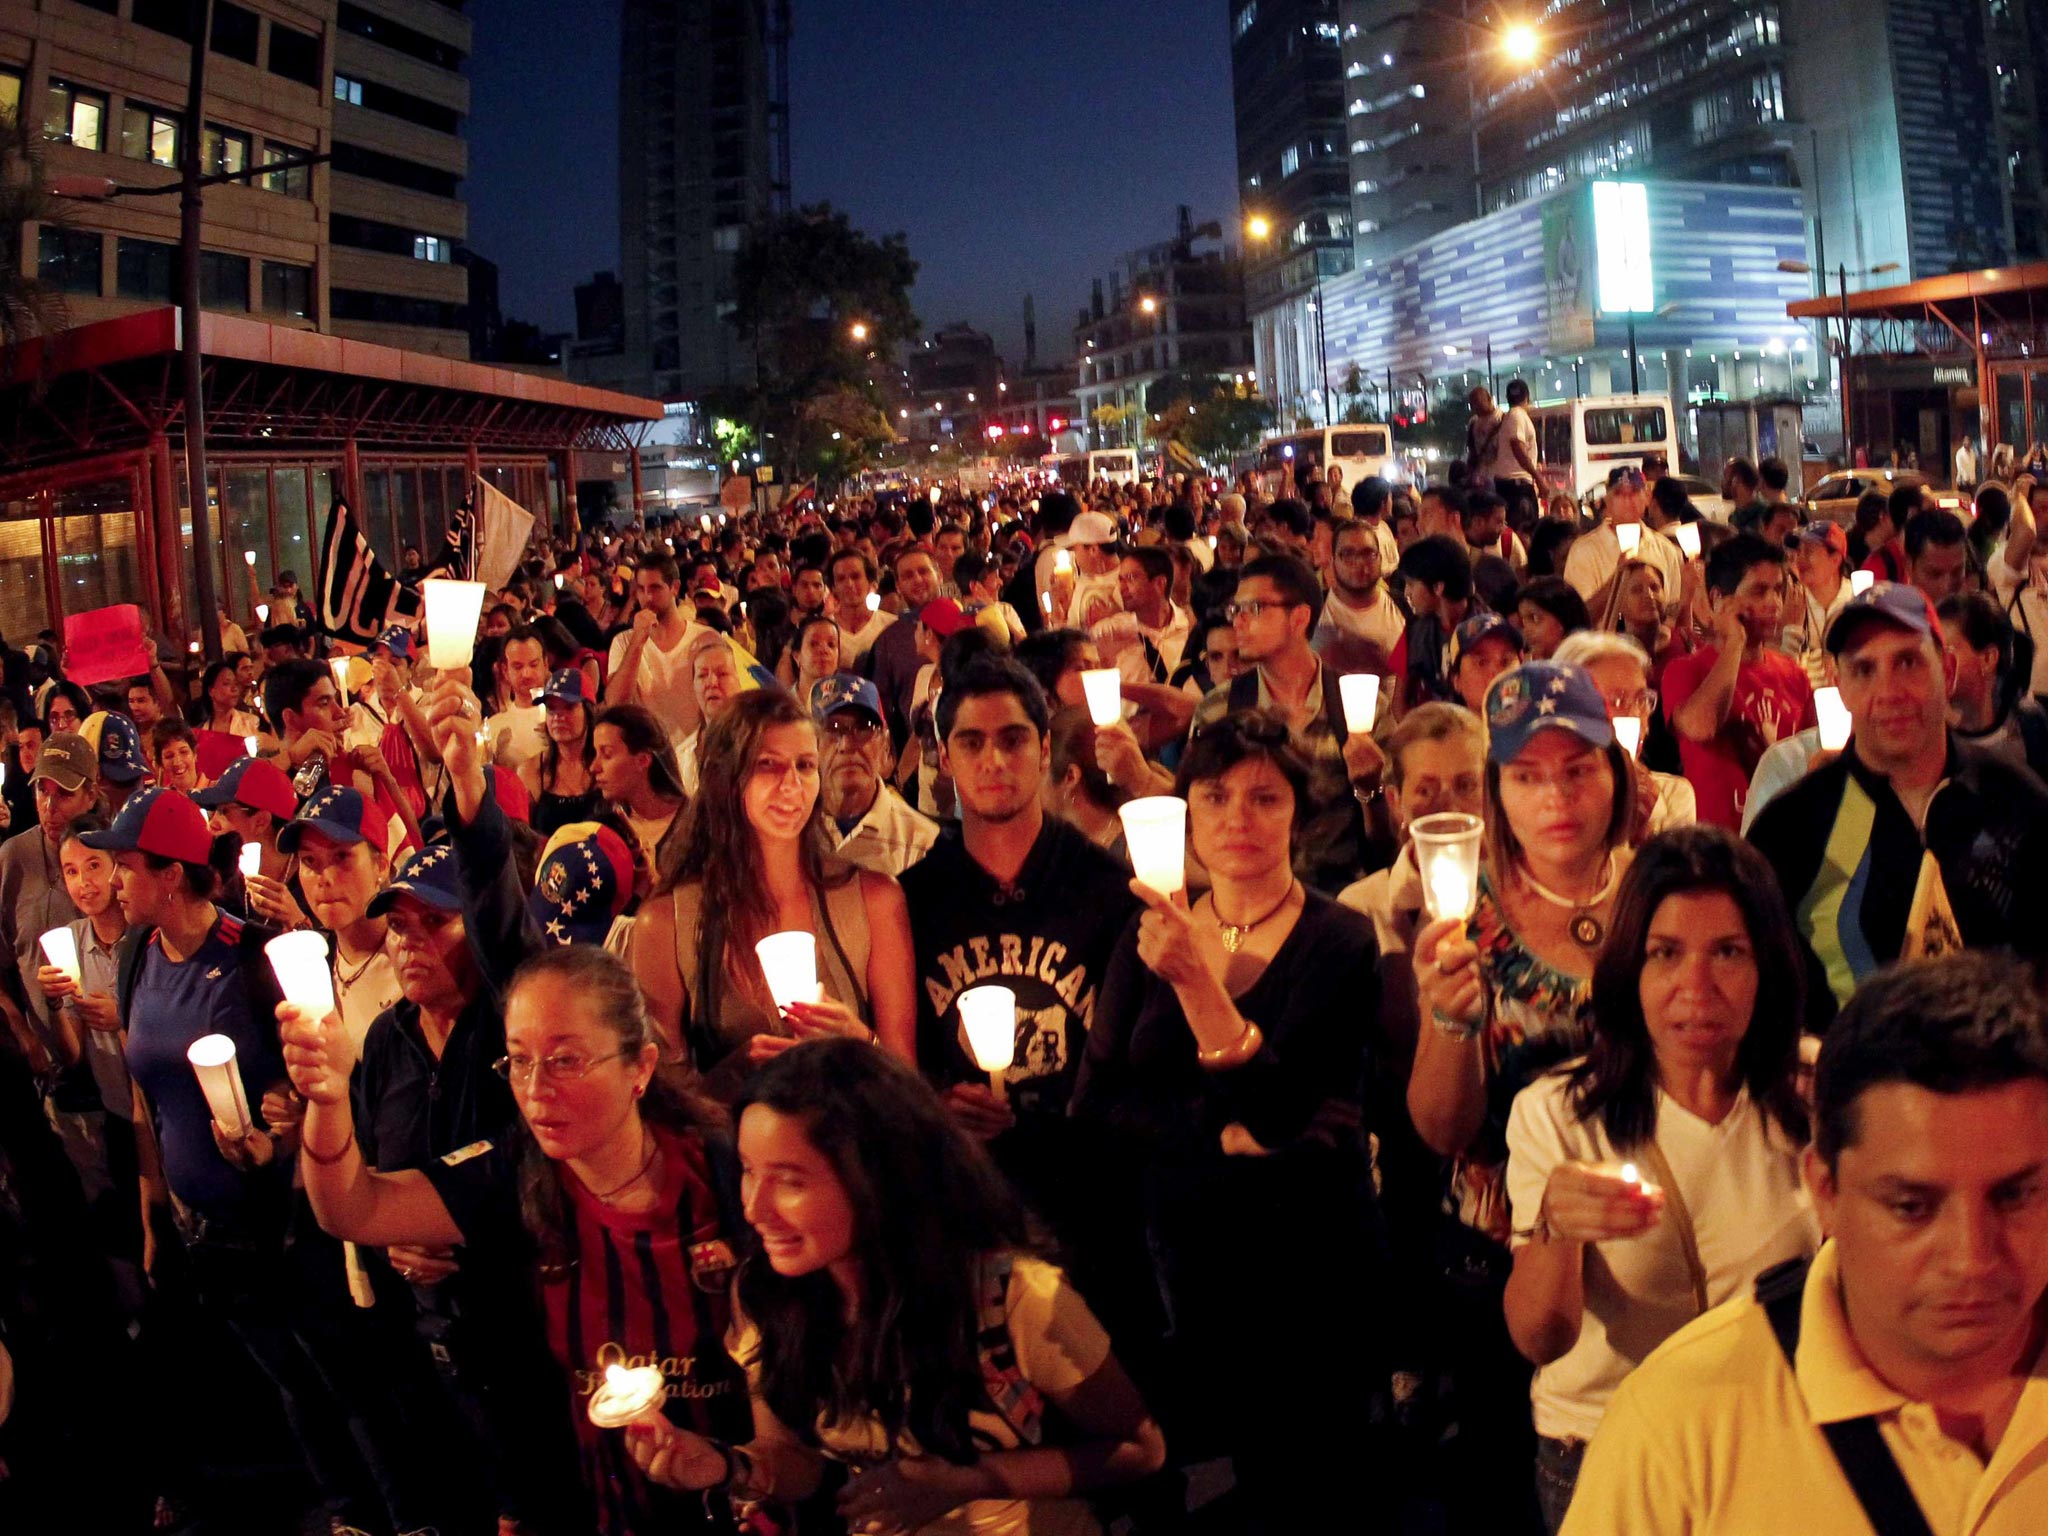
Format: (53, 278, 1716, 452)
(625, 1039, 1167, 1534)
(1515, 577, 1592, 661)
(593, 702, 689, 875)
(1503, 826, 1817, 1530)
(624, 689, 916, 1100)
(522, 668, 602, 837)
(1526, 518, 1579, 579)
(1043, 706, 1129, 857)
(192, 660, 260, 737)
(1074, 710, 1378, 1526)
(276, 944, 754, 1536)
(1013, 627, 1104, 713)
(41, 679, 90, 736)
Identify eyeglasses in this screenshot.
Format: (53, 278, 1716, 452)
(821, 716, 883, 740)
(492, 1049, 630, 1086)
(1604, 689, 1658, 715)
(1224, 598, 1300, 621)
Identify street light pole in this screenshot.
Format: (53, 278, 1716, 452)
(181, 0, 223, 664)
(1626, 314, 1640, 395)
(1838, 262, 1853, 459)
(1314, 277, 1329, 427)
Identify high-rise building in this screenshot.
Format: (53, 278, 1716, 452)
(1337, 1, 1473, 271)
(1228, 0, 1354, 425)
(585, 0, 789, 402)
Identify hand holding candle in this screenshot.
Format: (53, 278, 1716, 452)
(588, 1362, 668, 1429)
(38, 927, 81, 990)
(188, 1034, 254, 1140)
(957, 985, 1016, 1093)
(1537, 1159, 1665, 1243)
(1411, 812, 1483, 923)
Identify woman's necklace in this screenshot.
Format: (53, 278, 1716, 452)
(1208, 880, 1299, 955)
(1517, 853, 1622, 949)
(333, 941, 379, 990)
(589, 1129, 660, 1204)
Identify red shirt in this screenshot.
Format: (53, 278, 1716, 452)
(1661, 644, 1816, 829)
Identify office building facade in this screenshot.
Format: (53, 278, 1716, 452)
(1229, 0, 1354, 425)
(588, 0, 788, 403)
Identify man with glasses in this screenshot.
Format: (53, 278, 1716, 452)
(812, 674, 936, 877)
(1314, 516, 1406, 660)
(1192, 553, 1386, 891)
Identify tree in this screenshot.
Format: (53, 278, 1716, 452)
(1186, 393, 1276, 461)
(725, 203, 919, 481)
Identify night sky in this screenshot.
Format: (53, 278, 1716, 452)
(466, 0, 1241, 368)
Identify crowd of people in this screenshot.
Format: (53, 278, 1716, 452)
(0, 426, 2044, 1536)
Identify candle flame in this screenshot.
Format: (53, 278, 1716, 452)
(1620, 1163, 1640, 1184)
(605, 1363, 628, 1388)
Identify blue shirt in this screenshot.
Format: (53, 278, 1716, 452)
(124, 911, 284, 1217)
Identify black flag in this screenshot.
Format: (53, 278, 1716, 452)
(426, 494, 477, 580)
(317, 497, 421, 645)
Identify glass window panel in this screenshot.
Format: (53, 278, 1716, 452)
(389, 464, 421, 557)
(418, 467, 449, 560)
(273, 468, 313, 581)
(0, 71, 20, 123)
(224, 467, 271, 604)
(0, 508, 49, 644)
(54, 478, 141, 615)
(200, 251, 250, 311)
(71, 96, 103, 151)
(361, 468, 395, 572)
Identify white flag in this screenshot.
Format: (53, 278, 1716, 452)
(474, 476, 535, 592)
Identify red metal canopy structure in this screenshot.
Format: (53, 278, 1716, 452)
(1789, 263, 2048, 454)
(0, 308, 663, 648)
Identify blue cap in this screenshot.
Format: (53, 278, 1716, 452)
(1825, 580, 1940, 656)
(277, 784, 387, 856)
(82, 711, 146, 783)
(192, 754, 299, 819)
(540, 667, 592, 707)
(1485, 661, 1615, 765)
(79, 786, 214, 865)
(1449, 611, 1526, 673)
(370, 626, 413, 661)
(528, 822, 636, 946)
(809, 672, 883, 725)
(367, 841, 464, 917)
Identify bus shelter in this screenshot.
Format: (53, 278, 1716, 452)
(0, 307, 663, 648)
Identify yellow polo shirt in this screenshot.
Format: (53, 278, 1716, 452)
(1563, 1240, 2048, 1535)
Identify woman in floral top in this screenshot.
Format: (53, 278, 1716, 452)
(1406, 662, 1634, 1532)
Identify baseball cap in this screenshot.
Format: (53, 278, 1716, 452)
(79, 786, 213, 865)
(1484, 661, 1616, 765)
(1824, 580, 1940, 656)
(1606, 465, 1646, 492)
(1057, 511, 1121, 549)
(31, 732, 94, 792)
(367, 841, 464, 917)
(1449, 611, 1526, 673)
(369, 626, 413, 661)
(810, 672, 884, 726)
(540, 668, 592, 707)
(194, 754, 299, 820)
(918, 598, 973, 640)
(1796, 520, 1849, 560)
(277, 784, 388, 856)
(79, 711, 146, 783)
(528, 822, 636, 946)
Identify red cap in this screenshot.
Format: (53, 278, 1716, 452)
(918, 598, 973, 639)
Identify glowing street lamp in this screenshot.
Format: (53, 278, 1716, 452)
(1139, 295, 1158, 315)
(1501, 22, 1540, 64)
(849, 320, 869, 342)
(1244, 214, 1272, 242)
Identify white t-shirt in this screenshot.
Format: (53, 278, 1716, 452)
(607, 619, 709, 738)
(484, 702, 547, 773)
(840, 608, 894, 661)
(1739, 728, 1820, 834)
(1506, 1069, 1819, 1441)
(1314, 587, 1407, 657)
(1564, 523, 1685, 623)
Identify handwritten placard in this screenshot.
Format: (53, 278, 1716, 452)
(62, 604, 151, 687)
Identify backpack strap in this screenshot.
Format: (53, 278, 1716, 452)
(1756, 1259, 1938, 1536)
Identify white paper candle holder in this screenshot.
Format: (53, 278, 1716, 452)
(1338, 673, 1380, 734)
(1119, 796, 1188, 898)
(1613, 716, 1643, 757)
(755, 931, 820, 1014)
(188, 1034, 253, 1139)
(239, 842, 262, 879)
(1080, 669, 1122, 727)
(1675, 523, 1701, 559)
(1616, 522, 1643, 556)
(1411, 811, 1484, 923)
(266, 930, 336, 1017)
(1815, 687, 1853, 752)
(958, 984, 1017, 1087)
(421, 579, 488, 671)
(38, 927, 80, 987)
(1850, 569, 1875, 596)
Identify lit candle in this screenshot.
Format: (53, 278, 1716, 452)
(1613, 716, 1642, 757)
(256, 603, 270, 624)
(243, 550, 256, 567)
(1207, 534, 1218, 550)
(1674, 522, 1701, 559)
(1039, 590, 1053, 615)
(586, 1362, 668, 1430)
(957, 984, 1016, 1091)
(188, 1033, 254, 1139)
(1411, 811, 1483, 923)
(421, 579, 489, 671)
(238, 842, 262, 879)
(864, 591, 882, 613)
(243, 736, 259, 758)
(755, 931, 820, 1014)
(700, 514, 713, 533)
(38, 927, 80, 988)
(265, 930, 336, 1017)
(1616, 522, 1642, 556)
(1053, 549, 1074, 575)
(329, 656, 351, 697)
(554, 572, 565, 590)
(1080, 668, 1122, 727)
(1337, 673, 1380, 734)
(1616, 1160, 1661, 1198)
(1850, 569, 1875, 596)
(1118, 796, 1188, 898)
(1815, 686, 1852, 751)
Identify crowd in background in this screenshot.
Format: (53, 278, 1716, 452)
(0, 411, 2044, 1536)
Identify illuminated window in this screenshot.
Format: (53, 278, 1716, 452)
(1234, 3, 1257, 39)
(44, 80, 106, 150)
(120, 103, 181, 166)
(203, 125, 250, 177)
(1282, 144, 1301, 176)
(333, 75, 364, 107)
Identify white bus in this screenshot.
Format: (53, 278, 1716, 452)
(1527, 393, 1681, 503)
(1252, 424, 1401, 500)
(1047, 449, 1141, 488)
